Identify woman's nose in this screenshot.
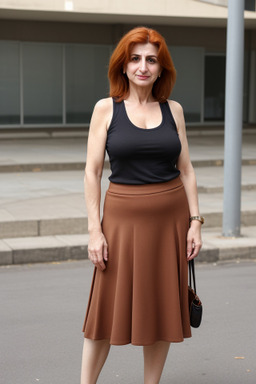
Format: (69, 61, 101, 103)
(139, 58, 147, 72)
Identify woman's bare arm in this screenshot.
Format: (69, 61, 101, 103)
(169, 100, 202, 260)
(85, 97, 113, 270)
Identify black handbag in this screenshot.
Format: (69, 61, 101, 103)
(188, 259, 203, 328)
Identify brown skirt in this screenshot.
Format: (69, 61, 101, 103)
(82, 176, 192, 346)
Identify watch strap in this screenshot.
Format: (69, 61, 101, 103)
(190, 216, 204, 224)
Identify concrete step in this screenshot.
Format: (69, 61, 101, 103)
(1, 227, 256, 266)
(1, 132, 256, 174)
(1, 167, 255, 238)
(0, 234, 89, 265)
(0, 162, 88, 173)
(1, 166, 255, 198)
(1, 177, 256, 238)
(197, 184, 256, 193)
(0, 217, 88, 239)
(200, 226, 256, 263)
(195, 165, 256, 192)
(1, 208, 256, 239)
(1, 158, 256, 173)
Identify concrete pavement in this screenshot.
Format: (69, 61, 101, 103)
(0, 130, 256, 172)
(0, 130, 256, 265)
(1, 259, 256, 384)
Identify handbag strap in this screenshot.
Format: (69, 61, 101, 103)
(189, 259, 197, 294)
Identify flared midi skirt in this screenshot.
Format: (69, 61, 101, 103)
(82, 176, 192, 345)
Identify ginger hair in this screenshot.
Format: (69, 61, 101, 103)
(108, 26, 176, 102)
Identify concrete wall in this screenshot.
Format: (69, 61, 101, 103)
(0, 0, 255, 28)
(0, 0, 229, 17)
(1, 19, 255, 53)
(0, 19, 227, 50)
(199, 0, 228, 6)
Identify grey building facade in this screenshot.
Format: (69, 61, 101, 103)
(0, 0, 256, 130)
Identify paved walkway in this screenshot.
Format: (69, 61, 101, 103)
(0, 131, 255, 265)
(0, 131, 256, 170)
(0, 168, 256, 228)
(1, 259, 256, 384)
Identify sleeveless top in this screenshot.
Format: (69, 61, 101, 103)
(105, 99, 181, 185)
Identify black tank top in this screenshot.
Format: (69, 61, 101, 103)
(105, 99, 181, 185)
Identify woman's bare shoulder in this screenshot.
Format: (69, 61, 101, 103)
(167, 100, 184, 117)
(94, 97, 113, 115)
(91, 97, 113, 130)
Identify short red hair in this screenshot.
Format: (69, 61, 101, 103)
(108, 27, 176, 103)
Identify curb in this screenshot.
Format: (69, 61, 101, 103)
(0, 234, 89, 265)
(197, 244, 256, 263)
(1, 231, 256, 266)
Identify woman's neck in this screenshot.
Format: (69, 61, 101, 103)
(125, 84, 156, 105)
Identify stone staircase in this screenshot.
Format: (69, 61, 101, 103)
(0, 133, 256, 265)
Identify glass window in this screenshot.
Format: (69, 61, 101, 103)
(0, 41, 20, 124)
(23, 43, 62, 124)
(170, 47, 204, 123)
(245, 0, 255, 11)
(66, 44, 111, 124)
(249, 50, 256, 123)
(243, 51, 250, 123)
(204, 55, 226, 121)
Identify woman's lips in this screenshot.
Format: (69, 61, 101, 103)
(136, 75, 149, 80)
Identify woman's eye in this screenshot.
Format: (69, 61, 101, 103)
(148, 58, 156, 64)
(130, 56, 157, 63)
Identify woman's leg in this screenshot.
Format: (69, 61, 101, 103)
(80, 338, 111, 384)
(143, 341, 170, 384)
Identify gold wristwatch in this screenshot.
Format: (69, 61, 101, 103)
(190, 216, 205, 224)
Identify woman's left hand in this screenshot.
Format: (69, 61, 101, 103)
(186, 221, 203, 260)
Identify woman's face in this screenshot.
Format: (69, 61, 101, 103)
(124, 43, 161, 89)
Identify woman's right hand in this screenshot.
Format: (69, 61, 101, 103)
(88, 230, 108, 271)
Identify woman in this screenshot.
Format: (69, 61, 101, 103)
(81, 27, 203, 384)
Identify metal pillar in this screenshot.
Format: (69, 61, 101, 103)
(222, 0, 244, 237)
